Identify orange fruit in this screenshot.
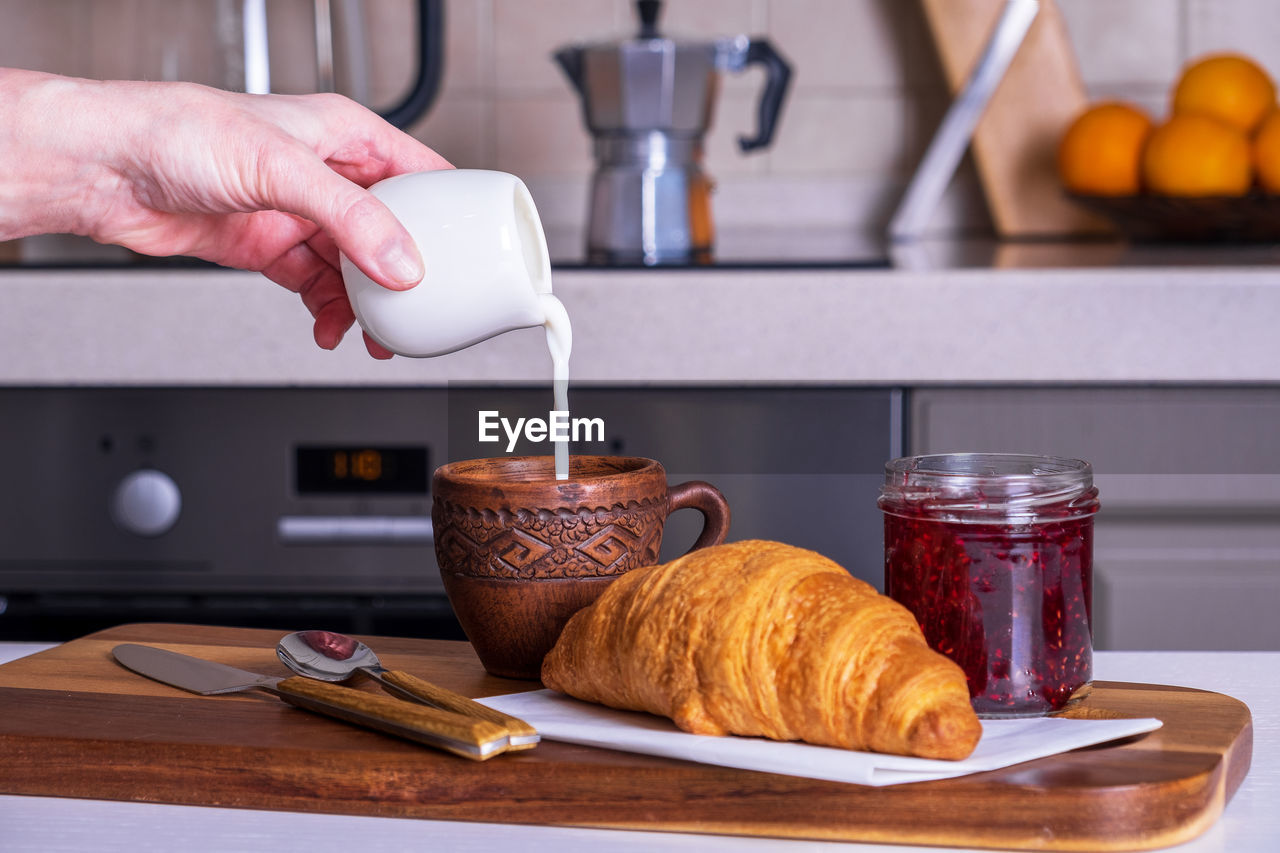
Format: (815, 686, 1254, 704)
(1172, 53, 1277, 133)
(1057, 102, 1153, 195)
(1141, 115, 1252, 196)
(1253, 108, 1280, 192)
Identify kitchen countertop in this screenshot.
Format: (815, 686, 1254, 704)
(3, 245, 1280, 385)
(1, 644, 1276, 853)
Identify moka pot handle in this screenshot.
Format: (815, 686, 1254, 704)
(737, 38, 792, 152)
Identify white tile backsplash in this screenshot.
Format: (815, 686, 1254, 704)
(5, 0, 1280, 240)
(704, 88, 771, 176)
(410, 93, 492, 169)
(434, 0, 489, 94)
(768, 92, 907, 176)
(1077, 85, 1172, 121)
(1059, 0, 1182, 87)
(2, 0, 89, 76)
(768, 0, 914, 91)
(493, 92, 593, 176)
(492, 0, 625, 94)
(661, 0, 759, 39)
(1187, 0, 1280, 80)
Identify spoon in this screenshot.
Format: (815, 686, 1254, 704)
(276, 630, 539, 749)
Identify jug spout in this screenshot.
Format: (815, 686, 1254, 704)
(553, 47, 586, 97)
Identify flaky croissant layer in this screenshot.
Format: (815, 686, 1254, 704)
(542, 539, 982, 760)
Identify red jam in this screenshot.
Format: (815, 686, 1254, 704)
(880, 454, 1099, 717)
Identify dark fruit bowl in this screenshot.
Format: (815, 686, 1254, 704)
(1067, 192, 1280, 242)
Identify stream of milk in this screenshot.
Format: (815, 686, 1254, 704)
(539, 293, 573, 480)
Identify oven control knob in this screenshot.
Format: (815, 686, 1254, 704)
(111, 469, 182, 537)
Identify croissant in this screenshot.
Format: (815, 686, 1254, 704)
(541, 539, 981, 760)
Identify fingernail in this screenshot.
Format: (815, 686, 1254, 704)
(379, 241, 424, 287)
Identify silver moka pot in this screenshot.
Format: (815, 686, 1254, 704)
(555, 0, 791, 265)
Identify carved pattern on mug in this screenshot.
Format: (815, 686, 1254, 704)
(433, 497, 666, 579)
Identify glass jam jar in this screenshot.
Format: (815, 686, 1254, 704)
(880, 453, 1100, 717)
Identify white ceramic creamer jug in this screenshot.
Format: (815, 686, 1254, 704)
(339, 169, 555, 358)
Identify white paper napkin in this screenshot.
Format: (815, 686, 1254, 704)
(479, 689, 1162, 787)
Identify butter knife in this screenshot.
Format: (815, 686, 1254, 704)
(111, 643, 508, 760)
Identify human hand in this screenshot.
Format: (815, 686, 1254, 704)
(0, 69, 452, 357)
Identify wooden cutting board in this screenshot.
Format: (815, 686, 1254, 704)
(0, 623, 1252, 850)
(920, 0, 1112, 237)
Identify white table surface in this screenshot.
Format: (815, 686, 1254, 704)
(1, 645, 1276, 853)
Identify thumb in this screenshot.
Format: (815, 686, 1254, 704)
(259, 148, 424, 290)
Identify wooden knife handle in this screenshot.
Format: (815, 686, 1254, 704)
(380, 669, 540, 750)
(272, 676, 509, 761)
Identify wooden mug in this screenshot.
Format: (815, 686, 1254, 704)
(432, 455, 731, 679)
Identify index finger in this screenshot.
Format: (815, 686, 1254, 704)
(265, 92, 453, 184)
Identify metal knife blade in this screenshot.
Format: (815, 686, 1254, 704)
(114, 643, 279, 694)
(111, 643, 510, 760)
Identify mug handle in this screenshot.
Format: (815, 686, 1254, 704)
(666, 482, 732, 553)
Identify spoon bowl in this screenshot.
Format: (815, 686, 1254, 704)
(276, 630, 539, 749)
(277, 630, 381, 681)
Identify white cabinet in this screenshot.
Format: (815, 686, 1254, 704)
(909, 388, 1280, 651)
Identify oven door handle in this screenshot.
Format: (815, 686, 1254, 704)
(277, 516, 433, 545)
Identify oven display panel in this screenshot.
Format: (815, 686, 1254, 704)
(295, 446, 429, 494)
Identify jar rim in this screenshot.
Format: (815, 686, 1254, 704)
(880, 453, 1098, 523)
(884, 452, 1091, 483)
